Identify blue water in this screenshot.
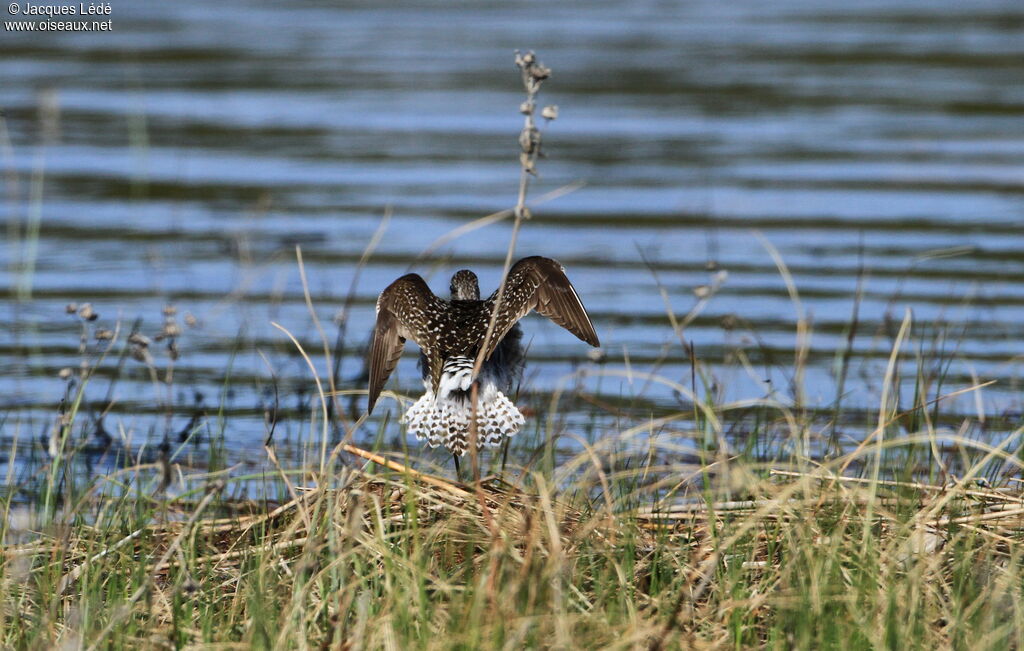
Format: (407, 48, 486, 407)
(2, 0, 1023, 475)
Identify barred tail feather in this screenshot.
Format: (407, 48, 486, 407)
(403, 385, 525, 457)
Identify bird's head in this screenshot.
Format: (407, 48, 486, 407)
(449, 269, 480, 301)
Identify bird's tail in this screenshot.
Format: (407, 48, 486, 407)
(402, 356, 525, 456)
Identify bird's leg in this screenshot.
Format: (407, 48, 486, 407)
(501, 437, 510, 478)
(453, 454, 461, 482)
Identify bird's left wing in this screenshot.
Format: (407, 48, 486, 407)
(367, 274, 444, 414)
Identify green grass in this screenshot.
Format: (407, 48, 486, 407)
(3, 390, 1024, 649)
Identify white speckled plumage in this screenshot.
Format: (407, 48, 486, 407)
(402, 356, 525, 456)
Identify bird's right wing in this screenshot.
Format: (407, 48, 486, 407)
(367, 274, 444, 414)
(481, 256, 600, 360)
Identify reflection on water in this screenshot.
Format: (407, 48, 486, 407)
(1, 0, 1023, 474)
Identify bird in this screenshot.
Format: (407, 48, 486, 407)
(366, 256, 600, 476)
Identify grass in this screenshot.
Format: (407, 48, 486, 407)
(3, 414, 1024, 649)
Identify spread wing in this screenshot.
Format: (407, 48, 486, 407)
(367, 273, 444, 414)
(481, 256, 600, 360)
